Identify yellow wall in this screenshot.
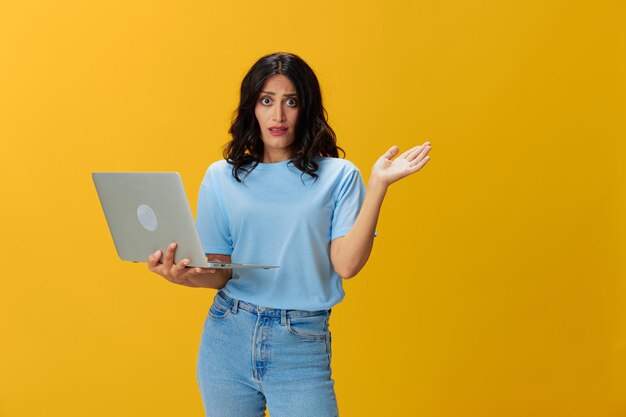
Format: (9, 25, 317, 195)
(0, 1, 624, 416)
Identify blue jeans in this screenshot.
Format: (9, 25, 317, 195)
(197, 290, 338, 417)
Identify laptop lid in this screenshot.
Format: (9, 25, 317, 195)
(92, 172, 278, 270)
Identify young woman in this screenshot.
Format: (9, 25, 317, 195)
(147, 52, 431, 417)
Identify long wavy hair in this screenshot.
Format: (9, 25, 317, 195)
(224, 52, 344, 182)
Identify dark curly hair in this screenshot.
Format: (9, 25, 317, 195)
(224, 52, 344, 182)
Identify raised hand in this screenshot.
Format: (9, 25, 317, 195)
(371, 141, 431, 187)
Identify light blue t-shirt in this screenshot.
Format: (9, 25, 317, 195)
(196, 157, 371, 311)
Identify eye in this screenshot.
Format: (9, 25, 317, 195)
(259, 97, 272, 105)
(286, 98, 298, 107)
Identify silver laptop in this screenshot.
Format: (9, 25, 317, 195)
(92, 172, 278, 269)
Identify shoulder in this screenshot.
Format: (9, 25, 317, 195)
(207, 159, 231, 172)
(202, 159, 233, 184)
(316, 158, 365, 197)
(317, 157, 361, 176)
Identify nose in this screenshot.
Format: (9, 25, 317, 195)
(272, 104, 285, 122)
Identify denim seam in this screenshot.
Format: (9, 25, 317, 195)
(286, 317, 328, 341)
(326, 330, 332, 371)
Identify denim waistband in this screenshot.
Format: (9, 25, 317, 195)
(217, 290, 331, 318)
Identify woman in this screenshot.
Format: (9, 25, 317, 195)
(147, 52, 431, 417)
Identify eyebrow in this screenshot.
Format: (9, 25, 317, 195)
(261, 91, 298, 97)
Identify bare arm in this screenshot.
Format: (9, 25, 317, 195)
(330, 142, 432, 279)
(148, 243, 232, 289)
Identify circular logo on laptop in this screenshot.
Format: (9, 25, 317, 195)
(137, 204, 158, 231)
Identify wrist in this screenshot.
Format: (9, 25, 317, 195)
(367, 174, 389, 192)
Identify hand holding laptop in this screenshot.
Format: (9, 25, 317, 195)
(147, 242, 232, 289)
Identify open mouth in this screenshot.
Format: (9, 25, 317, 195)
(269, 126, 289, 136)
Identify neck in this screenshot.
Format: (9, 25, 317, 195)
(262, 150, 292, 163)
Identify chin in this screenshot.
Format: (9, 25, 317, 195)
(262, 137, 295, 149)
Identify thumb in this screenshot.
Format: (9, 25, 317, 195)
(383, 145, 399, 160)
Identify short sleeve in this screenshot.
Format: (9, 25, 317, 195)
(330, 168, 378, 240)
(195, 169, 233, 255)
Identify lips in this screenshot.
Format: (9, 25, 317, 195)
(269, 126, 289, 136)
(269, 125, 288, 131)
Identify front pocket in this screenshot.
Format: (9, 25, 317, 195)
(209, 295, 232, 319)
(287, 315, 328, 340)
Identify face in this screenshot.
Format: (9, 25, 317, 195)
(254, 74, 299, 162)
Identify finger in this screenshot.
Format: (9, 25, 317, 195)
(190, 267, 216, 274)
(147, 250, 161, 271)
(409, 147, 431, 165)
(163, 243, 176, 267)
(418, 145, 432, 159)
(383, 145, 399, 160)
(407, 144, 431, 161)
(172, 258, 190, 276)
(409, 155, 431, 169)
(399, 145, 420, 159)
(402, 145, 422, 160)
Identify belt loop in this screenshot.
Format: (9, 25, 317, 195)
(280, 309, 287, 326)
(232, 299, 239, 314)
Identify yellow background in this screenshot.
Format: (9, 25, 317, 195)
(0, 0, 624, 416)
